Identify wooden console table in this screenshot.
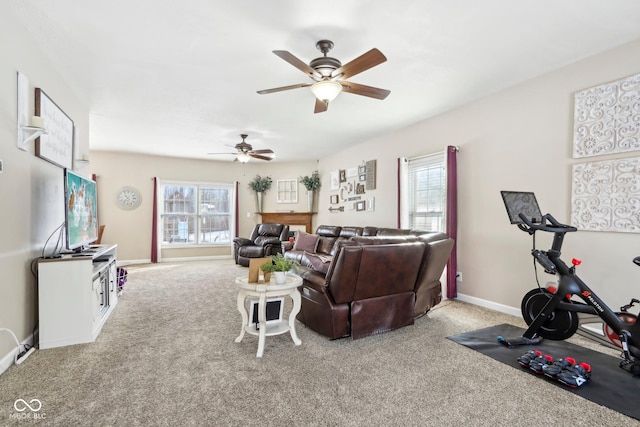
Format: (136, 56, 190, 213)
(259, 212, 315, 233)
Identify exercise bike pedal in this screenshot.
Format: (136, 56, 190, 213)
(497, 335, 544, 348)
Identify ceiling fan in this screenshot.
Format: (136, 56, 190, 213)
(257, 40, 390, 113)
(208, 134, 274, 163)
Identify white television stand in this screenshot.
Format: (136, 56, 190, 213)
(37, 244, 118, 349)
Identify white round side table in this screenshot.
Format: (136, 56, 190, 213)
(235, 274, 302, 357)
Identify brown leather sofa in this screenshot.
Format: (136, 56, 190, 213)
(233, 223, 290, 267)
(284, 225, 454, 339)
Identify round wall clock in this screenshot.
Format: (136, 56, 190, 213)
(117, 186, 142, 210)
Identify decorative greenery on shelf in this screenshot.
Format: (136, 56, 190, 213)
(300, 170, 321, 191)
(248, 174, 273, 193)
(260, 253, 298, 272)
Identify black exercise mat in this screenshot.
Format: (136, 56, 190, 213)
(447, 323, 640, 420)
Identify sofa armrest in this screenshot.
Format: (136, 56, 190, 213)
(257, 236, 284, 247)
(233, 237, 254, 247)
(281, 241, 293, 253)
(298, 268, 329, 294)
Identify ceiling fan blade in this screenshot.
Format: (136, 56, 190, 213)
(249, 153, 273, 161)
(314, 98, 328, 114)
(207, 152, 235, 155)
(251, 149, 274, 154)
(273, 50, 322, 80)
(340, 81, 390, 100)
(257, 83, 311, 95)
(331, 48, 387, 80)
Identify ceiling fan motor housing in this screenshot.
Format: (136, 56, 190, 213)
(311, 40, 341, 78)
(235, 142, 252, 153)
(310, 57, 341, 77)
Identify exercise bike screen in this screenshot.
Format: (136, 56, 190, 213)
(501, 191, 543, 224)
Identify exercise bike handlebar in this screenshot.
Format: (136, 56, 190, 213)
(517, 212, 578, 234)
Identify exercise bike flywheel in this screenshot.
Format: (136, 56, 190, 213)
(521, 288, 579, 340)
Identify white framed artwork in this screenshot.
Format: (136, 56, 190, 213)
(571, 157, 640, 233)
(330, 170, 339, 190)
(276, 179, 297, 203)
(573, 72, 640, 158)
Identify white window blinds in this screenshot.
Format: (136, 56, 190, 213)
(407, 152, 446, 231)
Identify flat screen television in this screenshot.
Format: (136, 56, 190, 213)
(64, 169, 99, 252)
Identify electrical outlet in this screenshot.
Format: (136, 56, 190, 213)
(456, 272, 462, 282)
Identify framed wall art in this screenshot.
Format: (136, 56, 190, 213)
(571, 156, 640, 232)
(35, 88, 74, 169)
(573, 72, 640, 158)
(276, 179, 298, 203)
(330, 170, 340, 190)
(365, 160, 377, 190)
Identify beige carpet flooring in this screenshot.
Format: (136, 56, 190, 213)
(0, 259, 637, 426)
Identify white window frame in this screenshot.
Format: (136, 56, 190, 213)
(276, 179, 298, 203)
(400, 152, 447, 232)
(159, 179, 236, 247)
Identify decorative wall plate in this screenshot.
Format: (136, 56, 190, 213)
(117, 186, 142, 210)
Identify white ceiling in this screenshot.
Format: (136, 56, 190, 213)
(9, 1, 640, 162)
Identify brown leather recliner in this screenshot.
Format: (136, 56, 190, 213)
(233, 223, 290, 267)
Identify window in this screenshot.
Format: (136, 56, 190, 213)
(160, 181, 234, 245)
(406, 152, 446, 231)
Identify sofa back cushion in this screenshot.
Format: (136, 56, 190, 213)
(362, 226, 378, 236)
(327, 241, 425, 304)
(350, 235, 418, 245)
(376, 227, 413, 236)
(258, 223, 283, 236)
(339, 227, 363, 238)
(315, 225, 342, 237)
(251, 223, 289, 242)
(415, 234, 454, 287)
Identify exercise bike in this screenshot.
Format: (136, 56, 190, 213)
(500, 191, 640, 376)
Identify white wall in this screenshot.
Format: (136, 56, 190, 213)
(315, 38, 640, 312)
(0, 7, 90, 364)
(89, 151, 316, 262)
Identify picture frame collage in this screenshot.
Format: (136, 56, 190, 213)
(329, 160, 376, 213)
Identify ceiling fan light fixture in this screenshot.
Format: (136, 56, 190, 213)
(236, 152, 250, 163)
(311, 80, 342, 102)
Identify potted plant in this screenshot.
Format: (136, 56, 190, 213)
(260, 253, 298, 284)
(300, 170, 321, 212)
(248, 174, 272, 213)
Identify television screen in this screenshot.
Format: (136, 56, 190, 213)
(64, 169, 98, 251)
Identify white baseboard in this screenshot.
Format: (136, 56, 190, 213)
(0, 333, 34, 376)
(118, 255, 232, 266)
(158, 255, 232, 263)
(117, 258, 151, 266)
(456, 293, 521, 318)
